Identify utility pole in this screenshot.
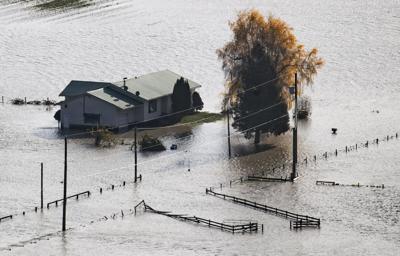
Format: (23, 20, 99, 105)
(40, 162, 43, 209)
(291, 73, 298, 181)
(134, 126, 138, 183)
(62, 137, 67, 231)
(227, 106, 232, 159)
(227, 72, 233, 159)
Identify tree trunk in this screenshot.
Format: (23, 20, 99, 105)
(254, 129, 261, 144)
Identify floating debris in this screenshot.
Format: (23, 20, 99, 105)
(11, 98, 24, 105)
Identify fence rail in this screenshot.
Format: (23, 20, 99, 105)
(47, 191, 91, 208)
(316, 180, 337, 186)
(135, 200, 259, 234)
(316, 180, 384, 188)
(290, 219, 320, 229)
(0, 215, 12, 223)
(247, 176, 291, 182)
(206, 189, 320, 229)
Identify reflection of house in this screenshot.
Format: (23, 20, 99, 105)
(59, 70, 201, 129)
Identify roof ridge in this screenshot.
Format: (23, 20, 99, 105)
(113, 69, 172, 83)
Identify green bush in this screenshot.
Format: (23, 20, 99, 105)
(139, 134, 166, 151)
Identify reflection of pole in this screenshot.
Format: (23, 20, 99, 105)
(227, 107, 232, 159)
(62, 137, 67, 231)
(40, 162, 43, 209)
(291, 73, 298, 181)
(134, 126, 138, 183)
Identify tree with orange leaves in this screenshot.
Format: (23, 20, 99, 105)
(217, 9, 323, 144)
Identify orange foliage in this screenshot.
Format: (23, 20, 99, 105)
(217, 9, 324, 108)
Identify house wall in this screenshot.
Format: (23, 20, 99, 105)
(61, 95, 143, 129)
(143, 98, 162, 120)
(84, 95, 120, 127)
(190, 88, 197, 106)
(61, 95, 84, 128)
(124, 105, 144, 126)
(60, 88, 199, 129)
(161, 95, 172, 114)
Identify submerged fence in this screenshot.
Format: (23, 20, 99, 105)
(134, 200, 260, 234)
(47, 191, 91, 208)
(205, 189, 320, 229)
(246, 131, 400, 179)
(0, 215, 13, 223)
(316, 180, 385, 189)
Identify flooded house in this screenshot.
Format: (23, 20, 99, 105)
(58, 70, 201, 129)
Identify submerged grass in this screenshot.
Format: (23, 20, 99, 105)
(179, 111, 223, 125)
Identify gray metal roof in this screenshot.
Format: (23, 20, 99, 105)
(59, 70, 202, 109)
(88, 87, 143, 110)
(113, 70, 202, 100)
(59, 80, 113, 97)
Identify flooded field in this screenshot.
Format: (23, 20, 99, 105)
(0, 0, 400, 255)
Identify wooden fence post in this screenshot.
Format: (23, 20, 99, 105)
(41, 162, 43, 209)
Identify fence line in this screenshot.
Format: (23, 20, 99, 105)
(46, 191, 91, 208)
(316, 180, 385, 189)
(134, 200, 260, 234)
(205, 189, 320, 229)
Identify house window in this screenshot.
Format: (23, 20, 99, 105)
(148, 99, 157, 113)
(84, 113, 100, 124)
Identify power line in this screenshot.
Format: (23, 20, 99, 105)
(138, 101, 285, 151)
(67, 114, 289, 181)
(49, 100, 286, 168)
(232, 101, 284, 122)
(115, 101, 285, 153)
(117, 76, 281, 129)
(9, 76, 284, 168)
(64, 75, 283, 138)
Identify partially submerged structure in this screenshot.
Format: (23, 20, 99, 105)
(58, 70, 201, 129)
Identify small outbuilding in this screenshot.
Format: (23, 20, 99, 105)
(59, 70, 201, 129)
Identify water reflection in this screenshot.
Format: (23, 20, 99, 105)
(0, 0, 95, 13)
(34, 0, 93, 11)
(233, 143, 276, 158)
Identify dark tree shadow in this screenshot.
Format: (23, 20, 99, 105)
(232, 143, 276, 158)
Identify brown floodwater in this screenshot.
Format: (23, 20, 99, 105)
(0, 0, 399, 255)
